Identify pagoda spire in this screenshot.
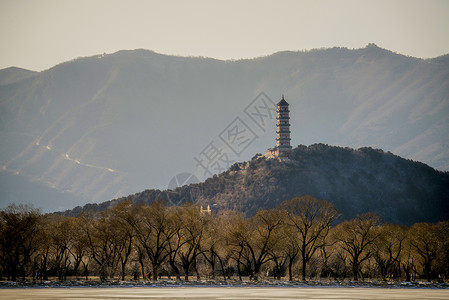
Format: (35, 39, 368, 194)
(265, 95, 293, 158)
(276, 95, 292, 156)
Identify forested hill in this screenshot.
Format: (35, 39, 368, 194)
(62, 144, 449, 225)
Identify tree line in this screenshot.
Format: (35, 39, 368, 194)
(1, 196, 448, 282)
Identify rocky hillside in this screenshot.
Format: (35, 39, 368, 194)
(63, 144, 449, 225)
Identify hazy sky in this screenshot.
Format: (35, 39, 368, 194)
(1, 0, 448, 71)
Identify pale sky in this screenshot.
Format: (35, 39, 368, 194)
(1, 0, 448, 71)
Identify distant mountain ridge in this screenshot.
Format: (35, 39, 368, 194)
(61, 144, 449, 225)
(0, 67, 37, 86)
(1, 45, 448, 212)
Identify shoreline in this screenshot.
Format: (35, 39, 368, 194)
(1, 279, 448, 289)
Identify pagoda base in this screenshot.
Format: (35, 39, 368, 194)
(265, 147, 292, 159)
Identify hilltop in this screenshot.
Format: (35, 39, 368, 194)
(63, 144, 449, 225)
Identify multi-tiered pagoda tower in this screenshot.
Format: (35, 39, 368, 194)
(265, 95, 292, 158)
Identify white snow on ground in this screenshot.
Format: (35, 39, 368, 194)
(0, 287, 449, 300)
(1, 280, 448, 300)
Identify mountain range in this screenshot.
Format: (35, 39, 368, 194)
(1, 44, 448, 212)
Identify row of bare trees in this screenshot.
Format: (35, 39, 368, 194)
(1, 196, 448, 282)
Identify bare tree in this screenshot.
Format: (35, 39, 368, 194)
(227, 209, 283, 280)
(373, 224, 407, 280)
(201, 212, 228, 280)
(281, 196, 339, 281)
(131, 201, 175, 281)
(0, 204, 41, 280)
(67, 217, 90, 279)
(82, 212, 120, 280)
(47, 215, 72, 280)
(223, 211, 248, 281)
(409, 222, 439, 281)
(268, 234, 288, 280)
(167, 221, 183, 280)
(279, 223, 300, 281)
(334, 213, 381, 281)
(35, 215, 53, 280)
(109, 201, 135, 280)
(399, 234, 417, 282)
(434, 221, 449, 278)
(174, 203, 208, 280)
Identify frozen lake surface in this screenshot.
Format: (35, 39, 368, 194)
(1, 287, 448, 300)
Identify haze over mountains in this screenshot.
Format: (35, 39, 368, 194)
(1, 44, 448, 212)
